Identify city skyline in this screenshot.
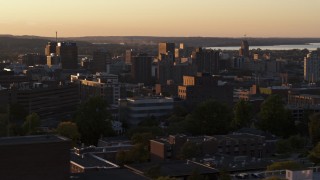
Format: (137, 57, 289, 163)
(0, 0, 319, 38)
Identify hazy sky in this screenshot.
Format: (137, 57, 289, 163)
(0, 0, 319, 37)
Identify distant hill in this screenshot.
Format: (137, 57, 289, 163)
(0, 35, 92, 59)
(68, 36, 320, 47)
(0, 34, 319, 60)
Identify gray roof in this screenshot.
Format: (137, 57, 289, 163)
(0, 135, 69, 145)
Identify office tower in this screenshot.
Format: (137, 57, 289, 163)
(21, 53, 46, 66)
(239, 40, 250, 57)
(192, 48, 220, 74)
(304, 51, 320, 83)
(178, 72, 233, 109)
(45, 42, 57, 56)
(92, 50, 110, 72)
(56, 42, 78, 69)
(125, 49, 137, 65)
(131, 54, 152, 85)
(47, 54, 61, 68)
(157, 53, 174, 85)
(158, 42, 175, 61)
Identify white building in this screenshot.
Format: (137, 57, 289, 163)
(286, 169, 313, 180)
(126, 96, 174, 125)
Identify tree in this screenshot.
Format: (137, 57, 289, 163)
(187, 169, 207, 180)
(263, 177, 285, 180)
(144, 164, 161, 179)
(9, 103, 27, 122)
(308, 142, 320, 166)
(267, 161, 302, 171)
(116, 144, 150, 164)
(288, 135, 307, 150)
(57, 121, 80, 146)
(276, 139, 292, 154)
(156, 177, 176, 180)
(23, 113, 40, 135)
(131, 132, 154, 146)
(75, 97, 114, 145)
(258, 95, 295, 137)
(115, 150, 127, 166)
(0, 112, 9, 137)
(309, 113, 320, 146)
(231, 100, 253, 129)
(179, 141, 200, 160)
(185, 100, 232, 135)
(219, 170, 232, 180)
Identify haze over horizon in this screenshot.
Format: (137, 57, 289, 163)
(1, 0, 319, 38)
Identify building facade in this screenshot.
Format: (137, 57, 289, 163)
(0, 135, 70, 180)
(126, 96, 174, 125)
(178, 73, 233, 108)
(56, 42, 78, 69)
(304, 51, 320, 83)
(131, 54, 152, 85)
(158, 42, 175, 61)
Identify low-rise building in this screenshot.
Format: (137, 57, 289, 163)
(0, 135, 70, 180)
(72, 73, 123, 105)
(150, 132, 275, 161)
(125, 96, 174, 125)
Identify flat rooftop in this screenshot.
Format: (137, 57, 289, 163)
(0, 135, 69, 145)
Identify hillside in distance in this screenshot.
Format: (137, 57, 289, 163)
(1, 34, 320, 60)
(69, 36, 320, 47)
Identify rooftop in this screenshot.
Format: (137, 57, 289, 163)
(70, 152, 118, 169)
(70, 169, 148, 180)
(127, 160, 218, 177)
(0, 135, 69, 145)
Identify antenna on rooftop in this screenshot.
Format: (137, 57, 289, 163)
(56, 31, 58, 43)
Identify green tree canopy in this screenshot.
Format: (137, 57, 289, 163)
(131, 132, 154, 146)
(179, 141, 200, 160)
(231, 100, 253, 129)
(258, 95, 295, 137)
(23, 113, 40, 135)
(187, 169, 208, 180)
(308, 142, 320, 166)
(309, 113, 320, 146)
(75, 96, 114, 145)
(57, 121, 80, 146)
(267, 161, 303, 171)
(219, 170, 232, 180)
(9, 103, 27, 122)
(156, 176, 177, 180)
(185, 100, 232, 135)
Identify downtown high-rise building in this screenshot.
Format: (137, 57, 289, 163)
(92, 50, 110, 72)
(45, 42, 78, 69)
(45, 42, 57, 56)
(131, 54, 152, 85)
(304, 51, 320, 83)
(158, 42, 175, 61)
(239, 40, 250, 57)
(56, 42, 78, 69)
(192, 48, 220, 75)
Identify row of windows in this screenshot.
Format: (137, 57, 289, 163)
(129, 109, 172, 114)
(128, 102, 173, 107)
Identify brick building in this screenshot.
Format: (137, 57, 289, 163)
(150, 133, 274, 161)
